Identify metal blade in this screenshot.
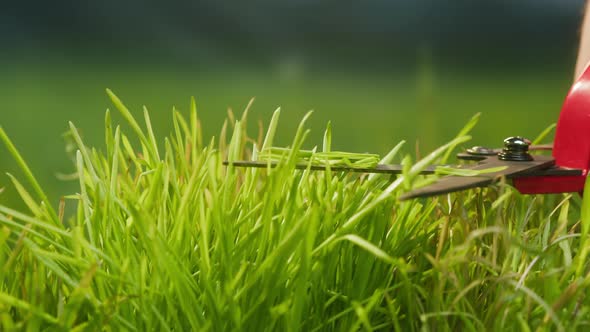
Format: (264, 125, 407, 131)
(399, 155, 556, 200)
(223, 160, 438, 174)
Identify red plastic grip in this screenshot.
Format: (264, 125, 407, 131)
(513, 174, 586, 195)
(553, 64, 590, 170)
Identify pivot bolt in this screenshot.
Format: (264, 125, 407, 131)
(498, 136, 533, 161)
(466, 146, 497, 156)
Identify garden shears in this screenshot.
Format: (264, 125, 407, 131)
(225, 66, 590, 200)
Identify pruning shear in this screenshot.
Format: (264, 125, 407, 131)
(225, 66, 590, 200)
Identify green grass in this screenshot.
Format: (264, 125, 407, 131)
(0, 90, 589, 330)
(0, 60, 570, 210)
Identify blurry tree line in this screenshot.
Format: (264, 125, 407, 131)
(1, 0, 585, 67)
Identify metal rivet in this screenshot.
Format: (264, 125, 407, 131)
(498, 136, 533, 161)
(466, 146, 497, 156)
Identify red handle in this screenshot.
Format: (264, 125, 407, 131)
(554, 64, 590, 170)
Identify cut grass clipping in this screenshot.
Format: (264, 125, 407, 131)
(0, 90, 590, 331)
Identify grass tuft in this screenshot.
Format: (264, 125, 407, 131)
(0, 92, 588, 331)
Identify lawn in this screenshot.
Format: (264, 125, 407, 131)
(0, 59, 586, 330)
(0, 60, 569, 208)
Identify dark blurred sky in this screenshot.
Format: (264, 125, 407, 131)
(0, 0, 586, 67)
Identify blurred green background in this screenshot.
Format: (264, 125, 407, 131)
(0, 0, 585, 207)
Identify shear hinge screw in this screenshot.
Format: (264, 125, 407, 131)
(466, 146, 496, 156)
(498, 136, 533, 161)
